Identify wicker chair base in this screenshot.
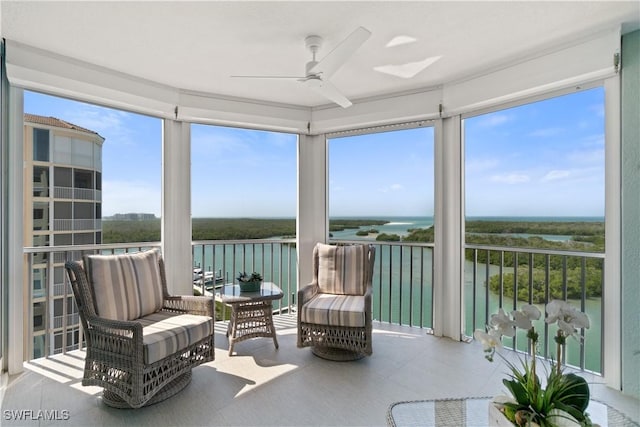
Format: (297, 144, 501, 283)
(311, 346, 365, 361)
(102, 370, 192, 408)
(298, 323, 371, 357)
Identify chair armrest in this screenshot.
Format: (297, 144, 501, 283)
(84, 315, 144, 360)
(297, 283, 318, 307)
(364, 285, 372, 316)
(163, 295, 215, 317)
(364, 284, 372, 299)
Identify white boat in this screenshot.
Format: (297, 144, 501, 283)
(193, 267, 224, 286)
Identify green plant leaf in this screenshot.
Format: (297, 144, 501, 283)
(556, 373, 590, 413)
(503, 379, 530, 405)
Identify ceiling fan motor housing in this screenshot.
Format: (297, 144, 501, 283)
(304, 35, 323, 53)
(304, 35, 323, 77)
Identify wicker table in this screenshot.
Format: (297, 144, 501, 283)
(216, 282, 283, 356)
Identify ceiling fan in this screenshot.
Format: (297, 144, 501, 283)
(231, 26, 371, 108)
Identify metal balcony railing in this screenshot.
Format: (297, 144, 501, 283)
(464, 244, 605, 374)
(53, 186, 101, 201)
(22, 240, 605, 374)
(191, 239, 298, 318)
(330, 240, 435, 329)
(53, 219, 101, 231)
(24, 242, 162, 359)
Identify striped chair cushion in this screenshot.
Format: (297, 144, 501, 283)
(317, 243, 366, 296)
(84, 249, 164, 321)
(300, 293, 365, 328)
(138, 311, 214, 365)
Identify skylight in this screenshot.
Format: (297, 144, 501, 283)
(385, 35, 417, 47)
(373, 56, 442, 79)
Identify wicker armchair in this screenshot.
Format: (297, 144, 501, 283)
(65, 249, 215, 408)
(297, 243, 375, 361)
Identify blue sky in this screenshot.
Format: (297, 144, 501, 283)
(329, 126, 434, 217)
(24, 87, 604, 218)
(191, 124, 297, 217)
(465, 87, 604, 217)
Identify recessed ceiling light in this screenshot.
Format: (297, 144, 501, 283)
(386, 35, 417, 48)
(373, 56, 442, 79)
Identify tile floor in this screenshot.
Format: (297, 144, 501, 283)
(1, 315, 638, 426)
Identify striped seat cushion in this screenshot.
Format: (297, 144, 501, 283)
(138, 311, 214, 365)
(317, 243, 366, 296)
(300, 293, 366, 328)
(83, 249, 164, 321)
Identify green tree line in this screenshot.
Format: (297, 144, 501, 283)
(103, 218, 604, 302)
(488, 265, 602, 304)
(103, 218, 390, 243)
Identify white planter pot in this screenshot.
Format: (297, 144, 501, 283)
(488, 402, 514, 427)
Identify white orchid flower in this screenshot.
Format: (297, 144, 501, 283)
(570, 311, 590, 329)
(546, 299, 590, 333)
(474, 329, 503, 351)
(545, 299, 566, 324)
(490, 308, 516, 337)
(522, 304, 541, 321)
(558, 319, 576, 336)
(512, 304, 541, 329)
(512, 310, 533, 329)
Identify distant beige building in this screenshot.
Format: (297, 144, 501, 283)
(23, 114, 105, 359)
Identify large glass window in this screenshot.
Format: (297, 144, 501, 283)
(329, 126, 434, 236)
(74, 169, 93, 189)
(191, 124, 297, 222)
(54, 201, 72, 219)
(463, 87, 605, 372)
(54, 167, 72, 187)
(33, 202, 49, 231)
(328, 125, 435, 327)
(24, 90, 162, 359)
(73, 202, 93, 219)
(190, 124, 297, 298)
(33, 166, 49, 197)
(33, 128, 49, 161)
(54, 234, 72, 246)
(25, 90, 162, 245)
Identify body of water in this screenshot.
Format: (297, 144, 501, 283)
(194, 215, 604, 372)
(330, 215, 603, 242)
(330, 216, 434, 240)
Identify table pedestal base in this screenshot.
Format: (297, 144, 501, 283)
(311, 346, 364, 361)
(226, 300, 279, 355)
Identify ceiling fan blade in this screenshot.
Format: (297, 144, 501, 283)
(230, 75, 305, 79)
(306, 78, 352, 108)
(309, 26, 371, 78)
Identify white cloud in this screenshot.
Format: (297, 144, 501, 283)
(590, 103, 605, 118)
(478, 114, 511, 128)
(490, 173, 530, 184)
(568, 147, 604, 164)
(466, 158, 499, 173)
(527, 127, 565, 137)
(65, 105, 135, 145)
(541, 170, 570, 182)
(379, 183, 405, 193)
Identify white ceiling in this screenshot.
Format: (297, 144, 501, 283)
(2, 1, 639, 108)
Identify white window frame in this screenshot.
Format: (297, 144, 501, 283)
(459, 80, 621, 388)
